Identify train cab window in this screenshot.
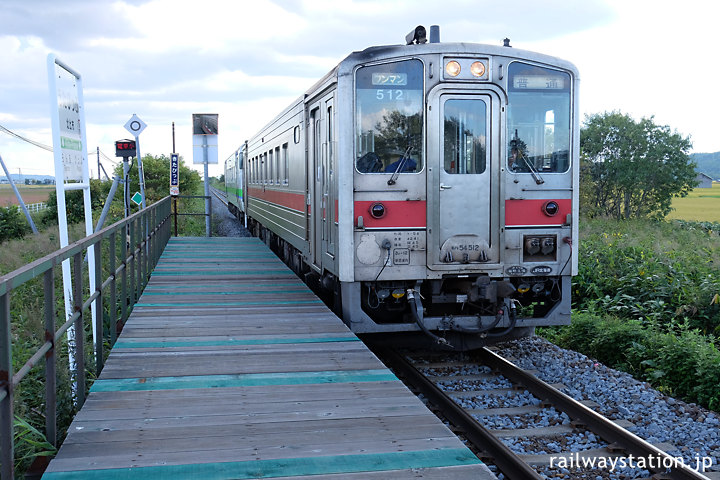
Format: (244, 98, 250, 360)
(355, 59, 424, 173)
(507, 62, 571, 174)
(443, 99, 487, 174)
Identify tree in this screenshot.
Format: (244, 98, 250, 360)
(116, 153, 201, 203)
(580, 111, 697, 219)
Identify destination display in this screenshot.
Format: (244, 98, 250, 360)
(512, 74, 566, 90)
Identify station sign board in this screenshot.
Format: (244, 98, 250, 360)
(170, 153, 180, 196)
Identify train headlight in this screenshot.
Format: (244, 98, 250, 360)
(470, 61, 486, 77)
(541, 237, 555, 255)
(525, 237, 541, 255)
(445, 61, 461, 77)
(369, 202, 386, 219)
(543, 200, 560, 217)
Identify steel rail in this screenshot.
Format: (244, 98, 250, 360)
(377, 348, 543, 480)
(474, 347, 711, 480)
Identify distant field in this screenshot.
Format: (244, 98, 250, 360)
(667, 182, 720, 222)
(0, 184, 54, 207)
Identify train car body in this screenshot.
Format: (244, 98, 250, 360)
(227, 27, 579, 346)
(224, 148, 244, 218)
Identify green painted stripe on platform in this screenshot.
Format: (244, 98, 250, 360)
(143, 283, 304, 290)
(90, 369, 397, 392)
(162, 253, 277, 258)
(114, 336, 360, 349)
(43, 448, 482, 479)
(150, 270, 291, 276)
(134, 299, 323, 307)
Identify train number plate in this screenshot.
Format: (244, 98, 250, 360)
(393, 248, 410, 265)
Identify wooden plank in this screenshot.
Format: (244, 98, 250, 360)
(61, 415, 443, 444)
(45, 447, 484, 475)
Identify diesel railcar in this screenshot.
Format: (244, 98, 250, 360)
(225, 26, 579, 347)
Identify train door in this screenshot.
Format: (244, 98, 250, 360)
(427, 89, 500, 269)
(308, 104, 323, 270)
(324, 97, 335, 262)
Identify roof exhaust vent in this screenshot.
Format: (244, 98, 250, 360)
(503, 38, 512, 48)
(405, 25, 427, 45)
(429, 25, 440, 43)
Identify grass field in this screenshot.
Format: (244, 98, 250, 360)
(667, 182, 720, 222)
(0, 184, 54, 207)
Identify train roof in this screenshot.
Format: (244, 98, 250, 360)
(340, 41, 578, 75)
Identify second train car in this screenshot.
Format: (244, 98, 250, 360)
(224, 26, 579, 348)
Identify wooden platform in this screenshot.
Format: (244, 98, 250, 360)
(43, 237, 495, 479)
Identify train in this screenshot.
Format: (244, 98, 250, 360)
(224, 26, 579, 348)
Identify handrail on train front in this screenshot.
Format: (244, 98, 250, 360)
(0, 196, 173, 479)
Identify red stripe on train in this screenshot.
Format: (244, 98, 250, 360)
(248, 187, 305, 213)
(505, 199, 571, 226)
(354, 200, 426, 228)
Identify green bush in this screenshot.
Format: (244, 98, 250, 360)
(0, 206, 31, 243)
(576, 218, 720, 335)
(41, 179, 110, 226)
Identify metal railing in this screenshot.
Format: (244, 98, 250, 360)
(0, 196, 172, 478)
(172, 195, 211, 237)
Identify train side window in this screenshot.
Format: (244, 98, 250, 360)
(282, 143, 289, 184)
(275, 146, 280, 184)
(263, 153, 268, 184)
(443, 98, 487, 174)
(268, 150, 274, 184)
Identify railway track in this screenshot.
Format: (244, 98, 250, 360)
(373, 346, 712, 480)
(210, 186, 227, 205)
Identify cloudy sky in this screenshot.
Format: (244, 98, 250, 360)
(0, 0, 717, 180)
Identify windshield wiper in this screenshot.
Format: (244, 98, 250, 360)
(387, 145, 413, 186)
(518, 150, 545, 185)
(511, 130, 544, 185)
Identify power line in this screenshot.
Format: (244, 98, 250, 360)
(0, 123, 53, 152)
(0, 123, 118, 167)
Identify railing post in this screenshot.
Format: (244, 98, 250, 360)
(109, 232, 117, 347)
(93, 242, 103, 375)
(0, 286, 14, 480)
(136, 216, 142, 300)
(121, 222, 128, 328)
(129, 220, 136, 307)
(73, 253, 85, 409)
(44, 268, 57, 448)
(173, 197, 178, 237)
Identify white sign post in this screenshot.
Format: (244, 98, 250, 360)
(125, 114, 147, 209)
(47, 54, 98, 398)
(192, 114, 218, 237)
